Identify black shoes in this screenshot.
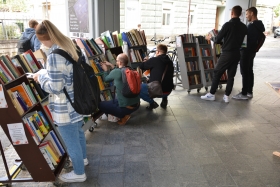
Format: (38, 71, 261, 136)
(160, 100, 168, 108)
(146, 102, 159, 110)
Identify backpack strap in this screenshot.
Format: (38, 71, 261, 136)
(51, 48, 77, 106)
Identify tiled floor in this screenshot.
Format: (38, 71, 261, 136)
(1, 35, 280, 187)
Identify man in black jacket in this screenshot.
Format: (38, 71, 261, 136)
(201, 5, 247, 103)
(139, 44, 174, 109)
(233, 7, 265, 100)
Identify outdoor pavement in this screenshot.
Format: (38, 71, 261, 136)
(1, 35, 280, 187)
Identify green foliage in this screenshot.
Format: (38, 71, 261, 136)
(274, 4, 280, 17)
(0, 24, 21, 39)
(0, 0, 30, 12)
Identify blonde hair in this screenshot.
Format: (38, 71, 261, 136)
(36, 20, 79, 61)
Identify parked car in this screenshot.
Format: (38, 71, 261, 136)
(274, 27, 280, 38)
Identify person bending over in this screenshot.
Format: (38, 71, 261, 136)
(139, 44, 174, 109)
(99, 53, 140, 125)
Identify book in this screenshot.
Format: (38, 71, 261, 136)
(29, 80, 46, 100)
(39, 142, 60, 163)
(22, 82, 37, 105)
(44, 132, 62, 156)
(24, 50, 42, 70)
(37, 111, 50, 130)
(22, 53, 39, 72)
(13, 92, 28, 112)
(9, 84, 33, 107)
(26, 115, 44, 141)
(1, 55, 20, 78)
(33, 49, 47, 63)
(18, 54, 33, 73)
(39, 148, 55, 170)
(7, 90, 24, 115)
(49, 130, 65, 155)
(0, 59, 15, 80)
(101, 30, 115, 48)
(39, 146, 57, 167)
(26, 111, 48, 135)
(22, 118, 39, 145)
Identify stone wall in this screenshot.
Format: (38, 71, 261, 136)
(0, 40, 18, 56)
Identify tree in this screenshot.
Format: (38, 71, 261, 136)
(274, 4, 280, 17)
(0, 0, 31, 12)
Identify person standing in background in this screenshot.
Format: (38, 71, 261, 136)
(201, 5, 247, 103)
(18, 19, 41, 53)
(232, 7, 265, 100)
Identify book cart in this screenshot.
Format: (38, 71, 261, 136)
(212, 42, 227, 89)
(197, 37, 215, 91)
(0, 75, 67, 186)
(176, 35, 204, 93)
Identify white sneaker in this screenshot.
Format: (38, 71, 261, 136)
(68, 158, 89, 167)
(232, 92, 248, 100)
(201, 93, 215, 101)
(99, 114, 107, 120)
(59, 170, 87, 183)
(223, 95, 229, 103)
(247, 93, 253, 98)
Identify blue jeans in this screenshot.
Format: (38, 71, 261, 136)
(140, 83, 170, 104)
(57, 120, 86, 175)
(98, 99, 140, 119)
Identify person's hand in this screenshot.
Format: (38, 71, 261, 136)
(205, 34, 212, 41)
(143, 56, 149, 62)
(100, 62, 109, 71)
(33, 73, 40, 83)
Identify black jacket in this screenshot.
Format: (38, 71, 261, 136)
(245, 20, 265, 52)
(139, 54, 174, 92)
(213, 17, 247, 52)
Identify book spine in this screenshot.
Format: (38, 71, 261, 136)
(22, 118, 39, 145)
(50, 131, 65, 155)
(29, 82, 42, 101)
(22, 82, 36, 105)
(39, 148, 55, 170)
(27, 116, 44, 140)
(33, 113, 49, 135)
(37, 111, 50, 130)
(13, 92, 28, 112)
(41, 146, 57, 166)
(45, 144, 60, 163)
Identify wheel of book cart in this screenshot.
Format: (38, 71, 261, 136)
(187, 88, 201, 93)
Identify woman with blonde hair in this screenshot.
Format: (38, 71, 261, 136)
(33, 20, 88, 183)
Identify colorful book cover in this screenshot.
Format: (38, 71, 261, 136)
(10, 84, 33, 107)
(1, 56, 20, 78)
(0, 59, 15, 80)
(23, 53, 39, 72)
(37, 111, 50, 130)
(33, 112, 49, 135)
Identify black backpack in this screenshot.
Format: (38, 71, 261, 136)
(17, 33, 35, 54)
(252, 23, 266, 52)
(51, 49, 100, 115)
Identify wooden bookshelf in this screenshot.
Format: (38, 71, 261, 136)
(0, 75, 67, 184)
(176, 36, 204, 93)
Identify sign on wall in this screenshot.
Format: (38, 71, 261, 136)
(68, 0, 90, 38)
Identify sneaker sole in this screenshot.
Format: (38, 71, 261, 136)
(59, 176, 87, 183)
(201, 97, 215, 101)
(232, 97, 248, 100)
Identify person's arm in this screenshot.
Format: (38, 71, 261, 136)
(34, 36, 41, 51)
(100, 61, 116, 82)
(139, 58, 154, 70)
(212, 23, 228, 44)
(35, 54, 66, 95)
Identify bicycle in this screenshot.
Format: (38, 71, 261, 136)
(147, 36, 169, 58)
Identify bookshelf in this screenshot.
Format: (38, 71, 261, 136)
(176, 35, 204, 93)
(0, 75, 67, 184)
(212, 42, 227, 89)
(197, 41, 215, 91)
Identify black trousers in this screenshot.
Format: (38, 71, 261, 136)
(240, 50, 256, 95)
(210, 51, 240, 96)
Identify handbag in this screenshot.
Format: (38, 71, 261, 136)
(147, 65, 167, 98)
